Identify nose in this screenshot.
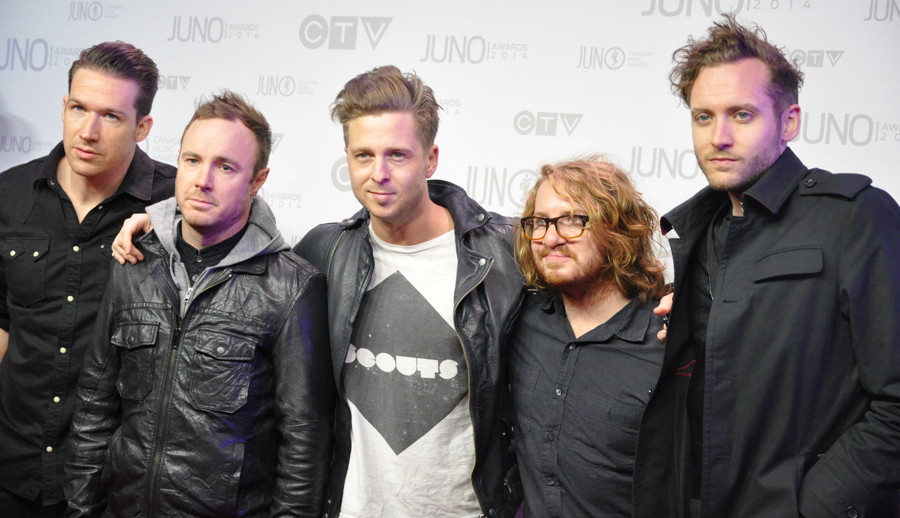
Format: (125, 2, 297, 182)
(711, 119, 733, 150)
(371, 156, 391, 184)
(79, 113, 101, 142)
(540, 222, 567, 248)
(194, 165, 215, 191)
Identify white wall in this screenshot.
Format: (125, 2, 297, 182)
(2, 0, 898, 247)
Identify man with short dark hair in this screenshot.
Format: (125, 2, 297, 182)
(0, 41, 174, 517)
(509, 156, 668, 518)
(638, 15, 900, 518)
(295, 66, 524, 518)
(64, 91, 334, 517)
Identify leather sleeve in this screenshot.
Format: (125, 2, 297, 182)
(63, 267, 123, 518)
(799, 187, 900, 516)
(269, 270, 336, 517)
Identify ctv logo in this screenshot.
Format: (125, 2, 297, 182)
(513, 111, 584, 137)
(299, 15, 392, 50)
(157, 75, 191, 90)
(787, 49, 844, 68)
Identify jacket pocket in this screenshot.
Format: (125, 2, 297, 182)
(752, 246, 823, 282)
(2, 237, 50, 306)
(112, 322, 160, 400)
(189, 329, 257, 414)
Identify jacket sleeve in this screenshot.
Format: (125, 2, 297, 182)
(293, 223, 342, 276)
(799, 188, 900, 516)
(269, 270, 335, 517)
(64, 271, 123, 518)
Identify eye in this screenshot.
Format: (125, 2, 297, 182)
(735, 111, 752, 120)
(695, 113, 711, 123)
(221, 164, 233, 172)
(389, 151, 406, 159)
(104, 113, 119, 121)
(72, 105, 85, 112)
(186, 158, 199, 165)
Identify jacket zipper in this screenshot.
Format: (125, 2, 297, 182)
(453, 259, 493, 516)
(145, 274, 231, 517)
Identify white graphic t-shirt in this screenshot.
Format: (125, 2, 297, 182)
(338, 225, 481, 518)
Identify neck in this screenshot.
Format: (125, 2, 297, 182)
(182, 216, 249, 250)
(371, 198, 454, 246)
(56, 152, 133, 220)
(560, 283, 631, 339)
(728, 191, 743, 217)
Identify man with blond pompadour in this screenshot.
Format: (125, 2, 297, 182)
(294, 65, 526, 518)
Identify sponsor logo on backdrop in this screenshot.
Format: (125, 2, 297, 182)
(257, 187, 302, 211)
(256, 76, 318, 96)
(67, 2, 124, 21)
(420, 36, 528, 64)
(299, 15, 392, 50)
(577, 47, 653, 69)
(168, 16, 260, 43)
(786, 49, 844, 68)
(465, 166, 538, 209)
(513, 111, 583, 137)
(437, 98, 461, 116)
(642, 0, 814, 16)
(0, 135, 33, 154)
(271, 133, 284, 154)
(332, 156, 352, 192)
(158, 75, 191, 90)
(142, 134, 180, 164)
(0, 39, 76, 72)
(865, 0, 900, 20)
(799, 112, 898, 146)
(630, 147, 703, 179)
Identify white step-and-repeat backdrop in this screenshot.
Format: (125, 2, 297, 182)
(2, 0, 898, 251)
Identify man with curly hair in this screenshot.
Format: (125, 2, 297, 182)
(509, 156, 668, 518)
(640, 14, 900, 518)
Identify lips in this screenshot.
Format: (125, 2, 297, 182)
(74, 147, 101, 160)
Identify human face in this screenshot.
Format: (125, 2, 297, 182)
(61, 68, 151, 181)
(175, 118, 269, 249)
(690, 58, 799, 195)
(346, 111, 438, 231)
(530, 182, 605, 293)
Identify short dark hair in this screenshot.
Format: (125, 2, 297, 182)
(669, 14, 804, 113)
(331, 65, 441, 149)
(182, 91, 272, 177)
(68, 41, 159, 119)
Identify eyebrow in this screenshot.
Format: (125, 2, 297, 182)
(691, 102, 761, 114)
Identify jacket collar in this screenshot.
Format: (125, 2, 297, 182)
(339, 179, 494, 236)
(661, 147, 807, 236)
(541, 293, 651, 343)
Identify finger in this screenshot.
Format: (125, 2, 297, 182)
(657, 326, 667, 343)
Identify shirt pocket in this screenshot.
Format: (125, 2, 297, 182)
(569, 393, 644, 469)
(752, 246, 823, 282)
(188, 329, 257, 414)
(2, 237, 50, 306)
(112, 322, 160, 400)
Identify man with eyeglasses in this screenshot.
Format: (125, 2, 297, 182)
(508, 156, 669, 518)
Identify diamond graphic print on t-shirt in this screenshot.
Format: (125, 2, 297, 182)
(345, 271, 467, 455)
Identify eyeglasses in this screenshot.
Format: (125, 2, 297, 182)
(520, 215, 590, 240)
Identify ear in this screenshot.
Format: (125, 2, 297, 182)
(425, 144, 439, 179)
(781, 104, 801, 143)
(134, 115, 153, 143)
(61, 95, 69, 121)
(249, 168, 270, 197)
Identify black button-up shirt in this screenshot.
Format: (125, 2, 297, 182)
(509, 293, 664, 518)
(0, 142, 175, 503)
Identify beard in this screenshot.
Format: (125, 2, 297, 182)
(534, 245, 610, 298)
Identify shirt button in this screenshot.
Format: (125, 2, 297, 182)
(33, 251, 39, 257)
(547, 478, 556, 486)
(846, 508, 859, 518)
(477, 214, 485, 222)
(8, 251, 15, 257)
(97, 205, 103, 210)
(196, 256, 203, 263)
(60, 347, 67, 354)
(478, 258, 486, 266)
(805, 178, 817, 187)
(46, 446, 53, 453)
(568, 344, 575, 350)
(546, 433, 555, 441)
(555, 388, 562, 396)
(73, 245, 80, 252)
(67, 295, 74, 302)
(53, 396, 60, 403)
(216, 346, 226, 355)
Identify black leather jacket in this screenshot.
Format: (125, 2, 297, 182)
(294, 180, 525, 518)
(65, 226, 335, 517)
